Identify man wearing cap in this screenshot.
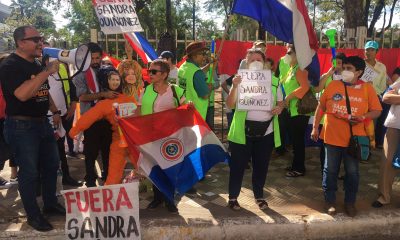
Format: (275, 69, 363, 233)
(364, 40, 388, 148)
(159, 51, 178, 84)
(178, 41, 209, 120)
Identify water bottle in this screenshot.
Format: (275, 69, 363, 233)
(56, 167, 63, 197)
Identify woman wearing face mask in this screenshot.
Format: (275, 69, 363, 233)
(281, 45, 312, 178)
(226, 48, 284, 210)
(311, 56, 382, 217)
(69, 71, 140, 186)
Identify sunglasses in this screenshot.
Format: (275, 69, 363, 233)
(21, 36, 44, 43)
(148, 69, 163, 75)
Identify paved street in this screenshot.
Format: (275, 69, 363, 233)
(1, 93, 400, 239)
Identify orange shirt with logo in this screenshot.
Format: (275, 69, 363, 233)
(320, 81, 382, 147)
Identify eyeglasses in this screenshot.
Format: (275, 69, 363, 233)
(148, 69, 163, 75)
(21, 36, 44, 43)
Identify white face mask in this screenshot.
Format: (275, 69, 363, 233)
(283, 54, 291, 64)
(341, 70, 354, 83)
(248, 61, 264, 70)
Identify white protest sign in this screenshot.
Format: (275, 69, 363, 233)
(62, 182, 141, 240)
(237, 69, 272, 111)
(93, 0, 143, 34)
(360, 65, 378, 83)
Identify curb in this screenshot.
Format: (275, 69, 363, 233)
(1, 209, 400, 239)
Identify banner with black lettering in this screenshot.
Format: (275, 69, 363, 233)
(93, 0, 143, 34)
(61, 182, 141, 240)
(237, 69, 272, 111)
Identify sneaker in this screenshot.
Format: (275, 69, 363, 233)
(256, 199, 269, 210)
(9, 176, 18, 185)
(0, 177, 11, 189)
(324, 202, 336, 215)
(371, 200, 384, 208)
(344, 203, 357, 217)
(228, 199, 241, 211)
(165, 202, 178, 214)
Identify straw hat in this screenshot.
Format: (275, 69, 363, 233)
(185, 41, 208, 57)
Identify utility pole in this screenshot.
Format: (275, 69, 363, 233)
(192, 0, 196, 40)
(313, 0, 316, 27)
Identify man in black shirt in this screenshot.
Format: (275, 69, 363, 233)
(0, 26, 66, 232)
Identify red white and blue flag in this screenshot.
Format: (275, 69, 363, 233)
(124, 32, 158, 64)
(118, 105, 229, 201)
(232, 0, 320, 86)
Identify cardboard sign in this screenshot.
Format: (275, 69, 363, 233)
(237, 69, 272, 111)
(360, 65, 378, 83)
(93, 0, 143, 34)
(62, 182, 141, 240)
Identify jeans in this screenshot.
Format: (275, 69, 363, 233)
(322, 144, 359, 204)
(3, 118, 60, 218)
(229, 133, 274, 199)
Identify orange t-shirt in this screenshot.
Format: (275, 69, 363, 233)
(320, 81, 382, 147)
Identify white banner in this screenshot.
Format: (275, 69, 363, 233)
(360, 65, 378, 83)
(61, 182, 141, 240)
(93, 0, 143, 34)
(237, 69, 272, 111)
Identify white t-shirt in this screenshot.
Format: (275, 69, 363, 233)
(246, 85, 284, 135)
(384, 87, 400, 129)
(139, 85, 186, 113)
(168, 66, 178, 85)
(47, 74, 68, 116)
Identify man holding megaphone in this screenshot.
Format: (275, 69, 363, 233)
(0, 26, 66, 231)
(72, 42, 117, 188)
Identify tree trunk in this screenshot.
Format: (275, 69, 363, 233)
(344, 0, 367, 29)
(385, 0, 399, 30)
(166, 0, 172, 33)
(258, 22, 265, 40)
(364, 0, 372, 27)
(367, 0, 385, 37)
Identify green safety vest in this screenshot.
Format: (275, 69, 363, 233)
(141, 84, 185, 115)
(282, 65, 301, 117)
(227, 75, 281, 147)
(58, 64, 71, 106)
(278, 57, 291, 82)
(206, 70, 215, 107)
(178, 61, 209, 120)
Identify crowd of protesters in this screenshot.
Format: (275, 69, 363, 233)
(0, 25, 399, 231)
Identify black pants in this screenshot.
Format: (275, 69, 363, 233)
(57, 135, 70, 179)
(206, 106, 215, 131)
(0, 119, 10, 170)
(61, 115, 74, 153)
(289, 115, 309, 173)
(276, 108, 291, 153)
(229, 133, 274, 200)
(152, 184, 174, 204)
(83, 119, 112, 184)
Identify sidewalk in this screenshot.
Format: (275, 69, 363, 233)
(2, 147, 400, 239)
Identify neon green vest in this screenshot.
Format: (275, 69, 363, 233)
(141, 84, 185, 115)
(227, 76, 281, 147)
(178, 61, 208, 119)
(282, 65, 301, 117)
(207, 70, 215, 107)
(58, 64, 71, 106)
(278, 57, 290, 82)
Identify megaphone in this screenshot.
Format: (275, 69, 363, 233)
(42, 44, 91, 72)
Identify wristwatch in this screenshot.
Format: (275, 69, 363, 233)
(52, 110, 61, 115)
